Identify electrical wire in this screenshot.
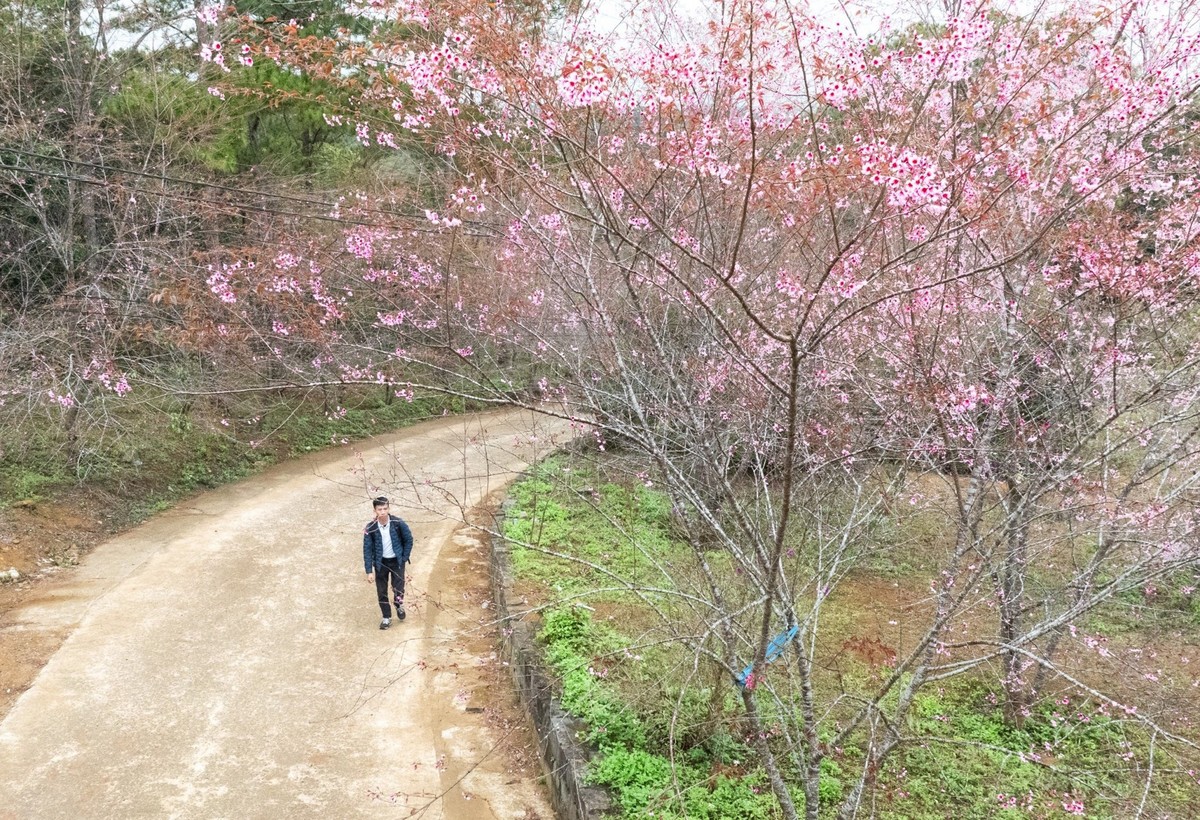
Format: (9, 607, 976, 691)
(0, 160, 436, 231)
(2, 146, 430, 225)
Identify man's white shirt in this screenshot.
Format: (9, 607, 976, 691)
(379, 519, 396, 559)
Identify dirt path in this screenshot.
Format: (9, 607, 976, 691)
(0, 409, 570, 819)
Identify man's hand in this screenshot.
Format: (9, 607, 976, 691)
(366, 572, 375, 583)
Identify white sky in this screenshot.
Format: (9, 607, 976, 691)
(97, 0, 1197, 60)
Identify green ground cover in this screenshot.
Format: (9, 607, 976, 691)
(0, 387, 478, 516)
(502, 454, 1200, 819)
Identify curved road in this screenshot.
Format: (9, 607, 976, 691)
(0, 409, 569, 819)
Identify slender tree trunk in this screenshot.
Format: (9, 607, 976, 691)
(63, 0, 99, 284)
(739, 688, 801, 820)
(796, 641, 822, 819)
(1000, 479, 1030, 726)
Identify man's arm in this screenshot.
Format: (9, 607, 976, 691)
(363, 523, 376, 578)
(397, 519, 414, 563)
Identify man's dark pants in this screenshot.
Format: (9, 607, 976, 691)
(375, 557, 406, 618)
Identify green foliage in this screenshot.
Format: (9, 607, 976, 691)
(138, 498, 175, 517)
(101, 66, 237, 170)
(0, 464, 65, 504)
(0, 387, 464, 516)
(238, 0, 373, 34)
(641, 684, 715, 751)
(1097, 571, 1200, 631)
(689, 773, 778, 820)
(875, 682, 1152, 819)
(863, 506, 950, 577)
(818, 757, 844, 806)
(268, 391, 457, 456)
(311, 142, 362, 186)
(588, 748, 674, 815)
(502, 457, 677, 594)
(539, 607, 646, 750)
(507, 456, 1200, 819)
(706, 731, 756, 766)
(512, 465, 787, 819)
(588, 748, 780, 820)
(100, 39, 365, 183)
(538, 605, 593, 653)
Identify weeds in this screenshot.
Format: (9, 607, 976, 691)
(505, 457, 1200, 819)
(0, 387, 474, 515)
(0, 465, 66, 505)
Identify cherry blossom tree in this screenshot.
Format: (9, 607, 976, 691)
(208, 0, 1200, 814)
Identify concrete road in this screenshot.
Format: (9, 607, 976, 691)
(0, 409, 569, 819)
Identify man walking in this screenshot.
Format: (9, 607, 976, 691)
(363, 497, 414, 630)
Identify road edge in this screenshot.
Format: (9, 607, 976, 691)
(489, 492, 614, 820)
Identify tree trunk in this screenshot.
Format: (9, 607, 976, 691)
(1000, 479, 1030, 727)
(64, 0, 99, 284)
(739, 688, 802, 820)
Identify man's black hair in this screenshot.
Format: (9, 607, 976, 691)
(372, 496, 389, 509)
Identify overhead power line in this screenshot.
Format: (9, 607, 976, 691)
(0, 160, 499, 238)
(0, 159, 401, 228)
(0, 146, 440, 229)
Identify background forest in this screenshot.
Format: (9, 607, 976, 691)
(0, 0, 449, 508)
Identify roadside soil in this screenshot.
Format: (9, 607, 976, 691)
(0, 408, 570, 819)
(821, 472, 1200, 756)
(0, 490, 120, 718)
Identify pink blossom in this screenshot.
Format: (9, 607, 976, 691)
(47, 390, 74, 409)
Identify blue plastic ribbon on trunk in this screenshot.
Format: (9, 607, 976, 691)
(735, 624, 799, 688)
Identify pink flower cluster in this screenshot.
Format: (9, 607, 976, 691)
(557, 44, 613, 108)
(206, 262, 240, 304)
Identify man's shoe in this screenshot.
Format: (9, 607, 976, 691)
(379, 618, 391, 630)
(394, 597, 405, 620)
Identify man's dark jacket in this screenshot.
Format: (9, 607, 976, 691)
(363, 515, 414, 574)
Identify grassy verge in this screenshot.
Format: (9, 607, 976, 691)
(504, 456, 783, 817)
(502, 454, 1200, 819)
(0, 386, 481, 521)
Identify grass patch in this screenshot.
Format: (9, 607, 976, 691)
(505, 457, 793, 817)
(535, 604, 783, 819)
(503, 455, 1200, 819)
(0, 386, 477, 517)
(1085, 571, 1200, 634)
(0, 464, 68, 505)
(503, 457, 677, 596)
(876, 682, 1145, 819)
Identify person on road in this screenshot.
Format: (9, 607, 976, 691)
(362, 496, 413, 630)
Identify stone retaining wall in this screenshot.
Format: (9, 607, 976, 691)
(489, 501, 613, 820)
